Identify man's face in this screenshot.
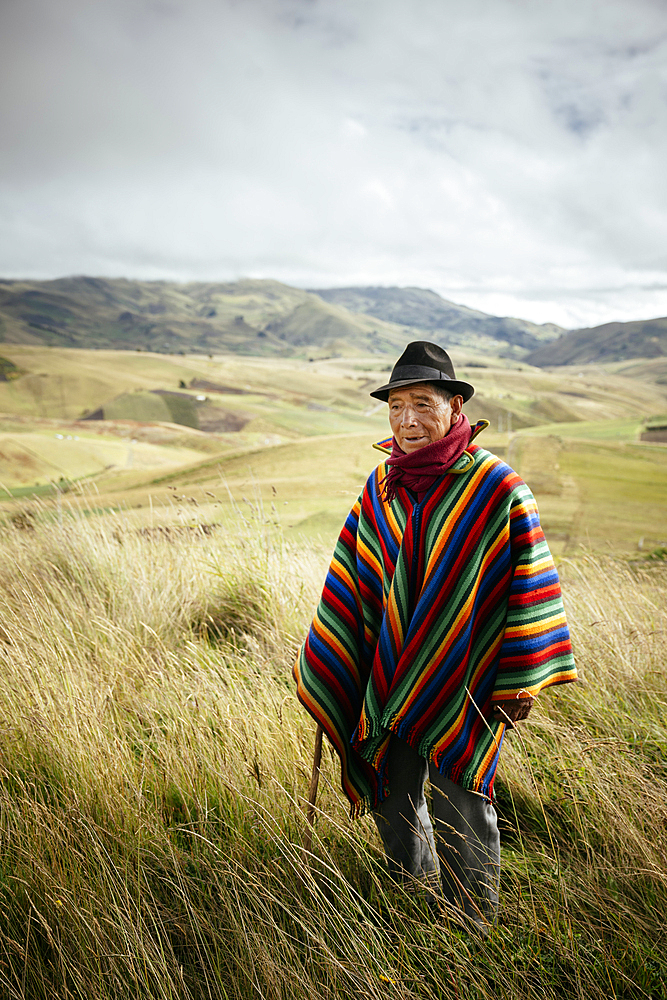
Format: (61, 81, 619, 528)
(388, 383, 463, 453)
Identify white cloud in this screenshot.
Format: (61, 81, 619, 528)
(1, 0, 667, 327)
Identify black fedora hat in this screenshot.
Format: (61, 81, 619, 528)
(370, 341, 475, 402)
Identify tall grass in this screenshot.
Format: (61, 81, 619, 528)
(0, 498, 665, 999)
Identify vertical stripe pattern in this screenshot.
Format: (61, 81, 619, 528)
(293, 444, 577, 815)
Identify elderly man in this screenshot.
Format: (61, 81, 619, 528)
(294, 341, 576, 927)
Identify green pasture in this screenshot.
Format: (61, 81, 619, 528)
(508, 430, 667, 555)
(557, 439, 667, 551)
(2, 346, 666, 431)
(516, 417, 643, 442)
(0, 346, 665, 556)
(0, 346, 380, 421)
(55, 421, 659, 559)
(0, 427, 206, 490)
(3, 420, 664, 558)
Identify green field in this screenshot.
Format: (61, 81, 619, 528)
(0, 346, 666, 555)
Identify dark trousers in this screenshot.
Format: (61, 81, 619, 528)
(372, 737, 500, 926)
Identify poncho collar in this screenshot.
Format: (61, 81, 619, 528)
(377, 417, 490, 504)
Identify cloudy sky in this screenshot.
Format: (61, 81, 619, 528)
(1, 0, 667, 328)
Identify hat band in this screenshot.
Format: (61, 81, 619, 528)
(390, 365, 453, 383)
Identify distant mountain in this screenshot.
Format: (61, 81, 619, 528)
(527, 316, 667, 367)
(309, 286, 564, 353)
(0, 276, 407, 358)
(0, 276, 569, 361)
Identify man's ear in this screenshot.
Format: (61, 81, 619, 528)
(451, 394, 464, 418)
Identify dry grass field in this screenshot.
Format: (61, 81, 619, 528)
(0, 346, 666, 997)
(0, 500, 665, 999)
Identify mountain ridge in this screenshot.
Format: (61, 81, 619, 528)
(4, 276, 666, 366)
(527, 315, 667, 366)
(0, 276, 563, 360)
(309, 285, 564, 352)
(0, 276, 407, 358)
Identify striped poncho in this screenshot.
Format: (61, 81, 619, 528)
(294, 433, 577, 815)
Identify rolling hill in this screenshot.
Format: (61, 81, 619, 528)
(527, 315, 667, 366)
(5, 275, 667, 371)
(0, 276, 567, 361)
(0, 276, 406, 359)
(1, 345, 666, 555)
(2, 345, 666, 436)
(310, 286, 563, 353)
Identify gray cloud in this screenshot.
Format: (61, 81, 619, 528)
(1, 0, 667, 327)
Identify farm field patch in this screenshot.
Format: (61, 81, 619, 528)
(0, 347, 664, 556)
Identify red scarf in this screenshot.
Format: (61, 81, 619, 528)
(379, 414, 472, 504)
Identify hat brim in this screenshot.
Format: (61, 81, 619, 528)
(369, 377, 475, 403)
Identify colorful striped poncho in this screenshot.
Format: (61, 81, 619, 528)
(294, 431, 577, 815)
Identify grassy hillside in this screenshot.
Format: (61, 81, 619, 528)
(98, 424, 664, 558)
(0, 347, 665, 555)
(527, 315, 667, 366)
(603, 355, 667, 386)
(0, 345, 394, 425)
(453, 358, 667, 428)
(4, 421, 662, 557)
(2, 346, 665, 431)
(6, 274, 667, 369)
(0, 276, 408, 358)
(0, 418, 218, 491)
(508, 431, 667, 556)
(312, 286, 563, 353)
(0, 276, 571, 361)
(0, 505, 664, 999)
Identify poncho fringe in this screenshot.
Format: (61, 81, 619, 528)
(294, 441, 577, 816)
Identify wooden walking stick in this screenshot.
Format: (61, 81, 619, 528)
(303, 723, 323, 853)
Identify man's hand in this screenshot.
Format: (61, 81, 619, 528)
(491, 695, 535, 727)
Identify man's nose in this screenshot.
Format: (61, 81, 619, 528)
(401, 405, 419, 425)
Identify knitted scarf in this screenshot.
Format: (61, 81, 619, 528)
(380, 414, 472, 503)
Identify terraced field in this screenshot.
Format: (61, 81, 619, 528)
(0, 346, 666, 554)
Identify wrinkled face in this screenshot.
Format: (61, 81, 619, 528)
(388, 383, 463, 453)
